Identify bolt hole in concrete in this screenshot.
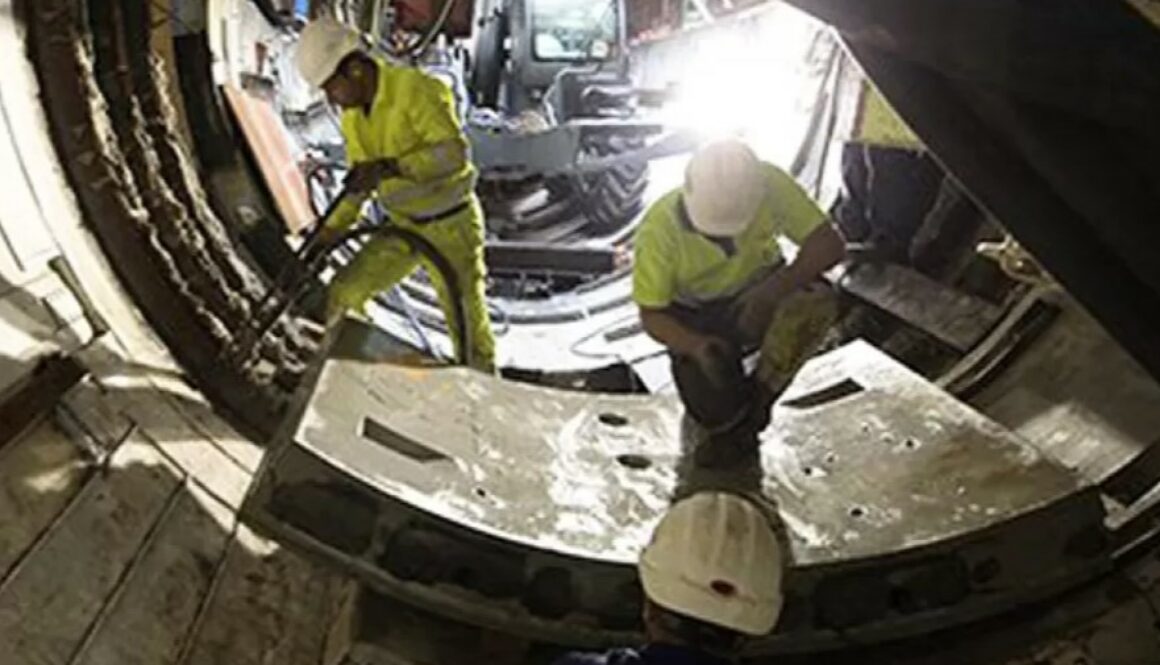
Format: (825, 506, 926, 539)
(971, 557, 1002, 584)
(474, 487, 488, 499)
(802, 466, 815, 477)
(905, 438, 919, 450)
(617, 454, 653, 470)
(824, 452, 838, 465)
(850, 506, 866, 518)
(599, 412, 630, 427)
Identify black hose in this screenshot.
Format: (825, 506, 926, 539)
(246, 192, 348, 334)
(332, 224, 470, 366)
(242, 220, 472, 368)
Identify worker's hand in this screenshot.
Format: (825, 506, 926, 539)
(734, 289, 780, 341)
(734, 272, 795, 340)
(690, 336, 734, 388)
(344, 158, 401, 196)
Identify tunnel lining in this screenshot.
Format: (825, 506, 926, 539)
(23, 0, 315, 438)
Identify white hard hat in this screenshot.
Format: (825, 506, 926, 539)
(639, 492, 784, 636)
(295, 17, 362, 88)
(683, 140, 768, 237)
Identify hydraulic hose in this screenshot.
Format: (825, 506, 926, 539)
(238, 210, 472, 369)
(331, 224, 470, 365)
(245, 191, 350, 336)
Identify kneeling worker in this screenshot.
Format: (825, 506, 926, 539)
(633, 139, 845, 443)
(295, 17, 495, 372)
(552, 492, 787, 664)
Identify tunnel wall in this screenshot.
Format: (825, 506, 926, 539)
(0, 2, 353, 664)
(22, 0, 316, 439)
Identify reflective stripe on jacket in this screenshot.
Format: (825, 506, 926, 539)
(328, 57, 477, 230)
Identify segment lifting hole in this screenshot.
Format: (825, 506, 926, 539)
(599, 412, 629, 427)
(617, 454, 652, 470)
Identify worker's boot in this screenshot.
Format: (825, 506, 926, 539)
(695, 429, 761, 469)
(741, 382, 778, 435)
(690, 395, 764, 469)
(697, 438, 759, 469)
(689, 369, 779, 468)
(676, 415, 763, 497)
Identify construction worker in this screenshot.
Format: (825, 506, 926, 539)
(294, 17, 495, 372)
(552, 492, 787, 664)
(633, 139, 845, 450)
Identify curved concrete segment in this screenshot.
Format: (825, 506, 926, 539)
(245, 320, 1109, 651)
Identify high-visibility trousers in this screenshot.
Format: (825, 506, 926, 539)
(755, 284, 839, 396)
(327, 198, 496, 373)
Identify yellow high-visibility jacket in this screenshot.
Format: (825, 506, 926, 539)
(327, 58, 477, 229)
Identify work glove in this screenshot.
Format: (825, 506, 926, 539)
(344, 158, 401, 196)
(733, 271, 797, 341)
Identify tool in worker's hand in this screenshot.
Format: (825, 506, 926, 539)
(228, 187, 472, 372)
(228, 189, 350, 368)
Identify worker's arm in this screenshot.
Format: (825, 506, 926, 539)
(396, 75, 470, 183)
(634, 211, 733, 385)
(334, 74, 468, 215)
(317, 184, 367, 246)
(342, 134, 462, 193)
(735, 222, 845, 337)
(344, 159, 400, 195)
(639, 307, 720, 356)
(733, 166, 846, 336)
(768, 222, 846, 299)
(634, 225, 711, 355)
(640, 307, 734, 387)
(319, 114, 373, 241)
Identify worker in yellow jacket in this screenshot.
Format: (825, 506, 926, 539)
(634, 140, 845, 457)
(295, 17, 495, 372)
